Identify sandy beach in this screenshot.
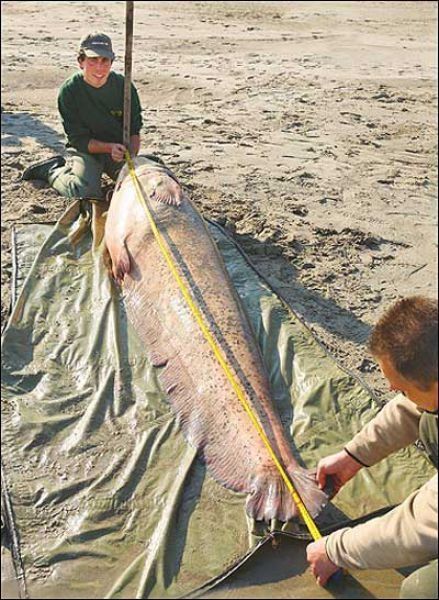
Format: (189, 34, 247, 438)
(1, 0, 438, 402)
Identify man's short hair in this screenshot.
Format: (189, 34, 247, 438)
(368, 296, 438, 389)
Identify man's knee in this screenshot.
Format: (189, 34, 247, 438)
(400, 560, 438, 599)
(49, 152, 105, 198)
(68, 178, 103, 198)
(49, 170, 103, 199)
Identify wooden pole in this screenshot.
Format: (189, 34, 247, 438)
(123, 1, 134, 151)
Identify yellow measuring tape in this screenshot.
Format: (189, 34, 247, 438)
(124, 151, 322, 541)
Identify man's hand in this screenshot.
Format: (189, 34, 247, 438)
(110, 143, 127, 162)
(88, 140, 128, 161)
(306, 538, 339, 586)
(317, 449, 363, 496)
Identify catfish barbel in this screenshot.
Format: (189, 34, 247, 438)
(104, 157, 328, 523)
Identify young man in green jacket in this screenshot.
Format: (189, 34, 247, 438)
(307, 296, 438, 599)
(22, 32, 143, 199)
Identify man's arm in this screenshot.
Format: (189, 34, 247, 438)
(327, 474, 438, 569)
(345, 393, 422, 467)
(316, 393, 422, 493)
(87, 134, 140, 162)
(308, 394, 427, 585)
(308, 474, 438, 583)
(87, 139, 126, 162)
(58, 84, 92, 154)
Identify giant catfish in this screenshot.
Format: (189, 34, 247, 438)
(104, 156, 329, 523)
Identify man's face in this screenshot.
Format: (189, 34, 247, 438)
(79, 56, 112, 88)
(377, 355, 438, 412)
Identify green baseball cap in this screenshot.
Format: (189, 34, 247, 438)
(79, 33, 115, 60)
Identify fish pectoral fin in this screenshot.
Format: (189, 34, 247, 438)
(103, 245, 114, 280)
(150, 176, 183, 207)
(112, 240, 131, 284)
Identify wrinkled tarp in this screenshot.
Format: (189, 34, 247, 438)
(184, 532, 415, 599)
(1, 200, 434, 599)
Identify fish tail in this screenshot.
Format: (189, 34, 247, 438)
(245, 464, 328, 523)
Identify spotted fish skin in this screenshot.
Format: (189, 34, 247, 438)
(104, 157, 328, 523)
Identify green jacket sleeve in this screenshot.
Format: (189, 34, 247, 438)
(58, 85, 92, 154)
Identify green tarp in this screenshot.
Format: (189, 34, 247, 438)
(1, 200, 434, 599)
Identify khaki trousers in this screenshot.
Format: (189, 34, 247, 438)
(48, 150, 122, 199)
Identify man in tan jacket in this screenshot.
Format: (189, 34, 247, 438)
(307, 296, 438, 599)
